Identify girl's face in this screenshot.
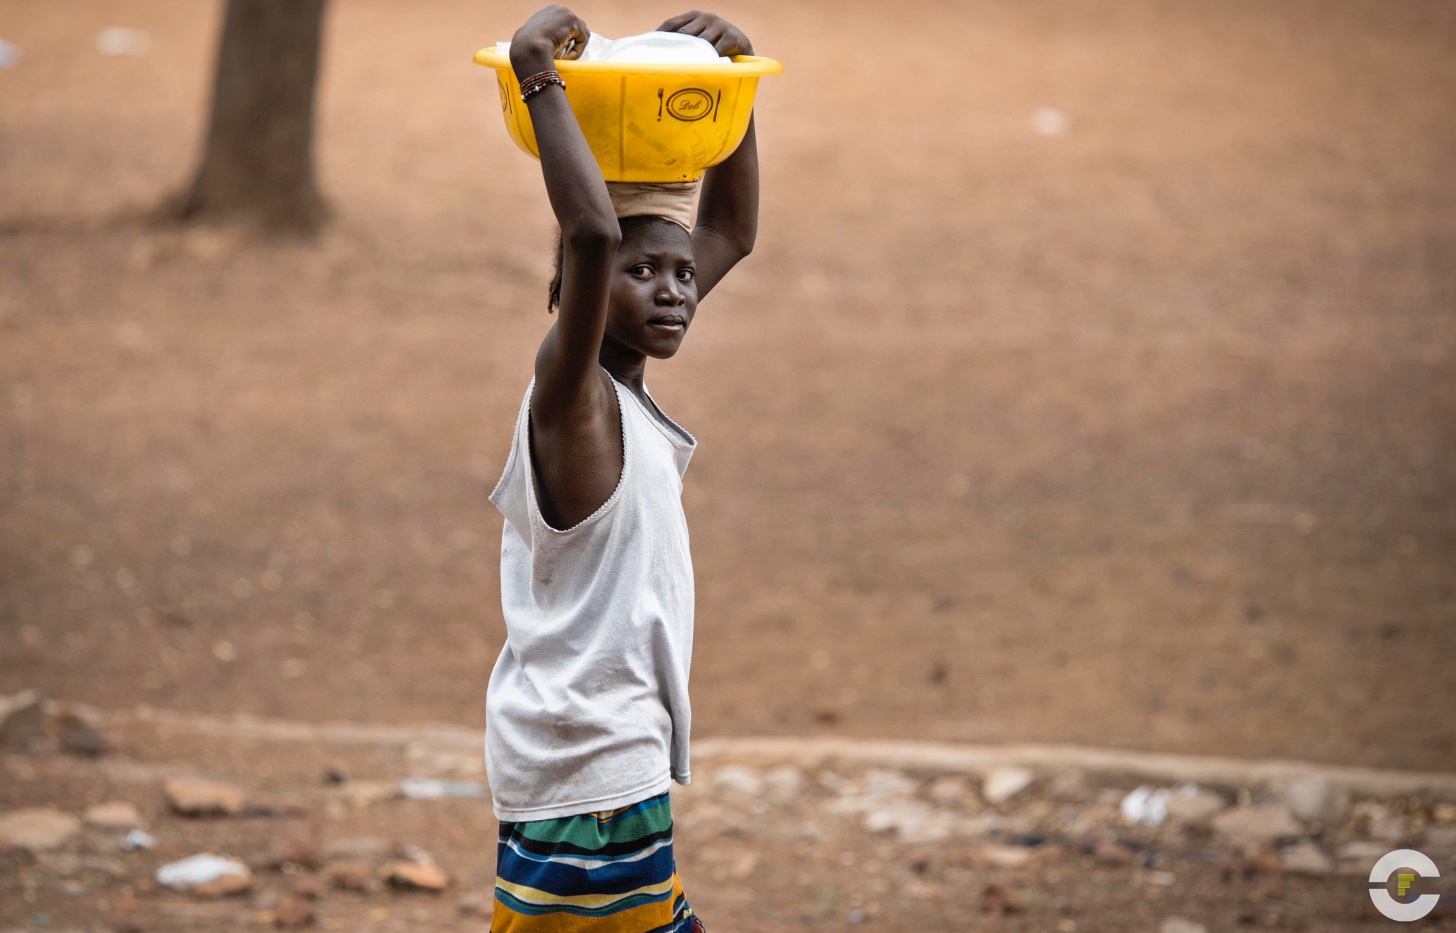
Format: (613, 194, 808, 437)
(604, 220, 697, 360)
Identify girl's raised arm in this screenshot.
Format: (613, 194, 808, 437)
(510, 6, 619, 422)
(508, 6, 625, 531)
(658, 11, 760, 299)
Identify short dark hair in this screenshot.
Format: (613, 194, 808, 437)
(546, 215, 684, 313)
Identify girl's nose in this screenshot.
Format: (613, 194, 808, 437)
(656, 282, 685, 305)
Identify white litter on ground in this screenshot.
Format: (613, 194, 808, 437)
(1120, 785, 1170, 826)
(96, 28, 150, 57)
(155, 853, 248, 889)
(1032, 106, 1070, 137)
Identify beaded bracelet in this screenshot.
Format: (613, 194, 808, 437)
(519, 70, 565, 102)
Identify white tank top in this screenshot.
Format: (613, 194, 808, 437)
(485, 371, 697, 821)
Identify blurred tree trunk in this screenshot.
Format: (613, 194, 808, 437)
(168, 0, 328, 234)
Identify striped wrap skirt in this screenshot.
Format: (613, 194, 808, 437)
(492, 791, 704, 932)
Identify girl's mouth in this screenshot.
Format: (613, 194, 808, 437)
(649, 315, 687, 331)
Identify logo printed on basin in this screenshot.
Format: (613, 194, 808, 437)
(665, 88, 715, 122)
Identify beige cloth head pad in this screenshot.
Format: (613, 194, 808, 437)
(605, 180, 701, 232)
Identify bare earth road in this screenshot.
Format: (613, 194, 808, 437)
(1, 0, 1454, 781)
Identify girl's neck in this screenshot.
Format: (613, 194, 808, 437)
(599, 340, 647, 394)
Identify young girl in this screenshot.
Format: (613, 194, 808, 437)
(485, 6, 759, 931)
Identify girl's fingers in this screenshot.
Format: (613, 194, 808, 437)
(556, 21, 588, 59)
(670, 14, 713, 36)
(657, 11, 702, 32)
(654, 11, 749, 55)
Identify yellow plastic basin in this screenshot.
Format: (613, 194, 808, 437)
(474, 45, 782, 183)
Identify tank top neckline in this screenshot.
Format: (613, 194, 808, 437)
(603, 368, 696, 451)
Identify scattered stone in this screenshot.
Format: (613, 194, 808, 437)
(711, 765, 764, 798)
(1424, 825, 1456, 855)
(1278, 840, 1333, 876)
(327, 860, 377, 893)
(861, 801, 957, 842)
(458, 893, 489, 918)
(164, 775, 246, 817)
(861, 769, 919, 801)
(1120, 786, 1169, 826)
(274, 894, 316, 928)
(983, 767, 1034, 805)
(54, 708, 108, 757)
(0, 690, 46, 749)
(1433, 803, 1456, 825)
(323, 765, 350, 785)
(1242, 851, 1283, 876)
(761, 765, 806, 803)
(0, 807, 82, 852)
(264, 835, 321, 871)
(381, 859, 450, 892)
(926, 775, 970, 807)
(982, 881, 1023, 912)
(121, 828, 156, 851)
(1336, 840, 1388, 863)
(1159, 919, 1207, 933)
(860, 802, 915, 835)
(1282, 776, 1349, 829)
(1092, 840, 1137, 867)
(1164, 784, 1227, 826)
(156, 854, 253, 896)
(85, 801, 143, 831)
(290, 875, 323, 900)
(1211, 804, 1303, 849)
(971, 844, 1036, 869)
(1048, 769, 1091, 802)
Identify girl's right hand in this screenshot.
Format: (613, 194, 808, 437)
(510, 4, 590, 69)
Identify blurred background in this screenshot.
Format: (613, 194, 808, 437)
(1, 0, 1453, 930)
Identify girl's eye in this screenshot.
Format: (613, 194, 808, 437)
(677, 268, 696, 282)
(632, 265, 653, 278)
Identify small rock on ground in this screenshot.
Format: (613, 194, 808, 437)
(1160, 919, 1208, 933)
(1211, 804, 1304, 848)
(1164, 785, 1227, 825)
(0, 807, 82, 851)
(711, 765, 764, 798)
(1281, 776, 1350, 829)
(164, 775, 247, 816)
(0, 690, 46, 749)
(326, 860, 376, 893)
(1279, 840, 1334, 877)
(926, 775, 969, 806)
(382, 859, 450, 891)
(84, 800, 143, 830)
(982, 767, 1034, 805)
(274, 894, 316, 928)
(54, 708, 109, 756)
(264, 834, 321, 870)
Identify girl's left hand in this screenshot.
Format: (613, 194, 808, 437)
(657, 10, 754, 57)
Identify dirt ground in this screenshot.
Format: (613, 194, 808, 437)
(1, 0, 1454, 820)
(4, 709, 1456, 932)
